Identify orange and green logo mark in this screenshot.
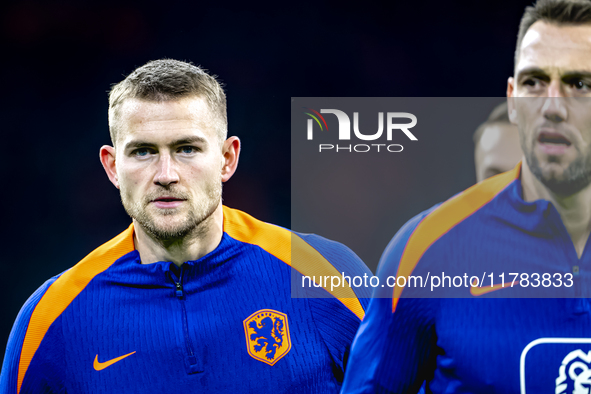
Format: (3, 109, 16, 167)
(243, 309, 291, 366)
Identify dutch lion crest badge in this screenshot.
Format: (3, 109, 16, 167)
(243, 309, 291, 366)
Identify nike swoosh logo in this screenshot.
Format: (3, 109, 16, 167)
(470, 281, 520, 296)
(93, 351, 136, 371)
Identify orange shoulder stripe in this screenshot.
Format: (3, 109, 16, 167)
(17, 225, 135, 394)
(223, 206, 365, 321)
(392, 164, 521, 312)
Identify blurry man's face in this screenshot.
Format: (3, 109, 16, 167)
(475, 123, 522, 182)
(508, 21, 591, 196)
(114, 97, 224, 240)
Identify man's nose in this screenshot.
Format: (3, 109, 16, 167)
(154, 153, 179, 186)
(547, 79, 565, 99)
(542, 81, 568, 123)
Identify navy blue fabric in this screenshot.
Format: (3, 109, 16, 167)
(342, 177, 591, 393)
(0, 276, 61, 394)
(294, 232, 372, 382)
(2, 217, 370, 393)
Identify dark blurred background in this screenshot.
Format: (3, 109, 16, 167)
(1, 0, 533, 361)
(290, 97, 508, 276)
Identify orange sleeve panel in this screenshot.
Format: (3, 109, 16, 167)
(222, 206, 366, 321)
(17, 225, 135, 394)
(392, 164, 521, 312)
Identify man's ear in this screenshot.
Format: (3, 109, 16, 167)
(507, 77, 518, 125)
(100, 145, 119, 189)
(221, 137, 241, 183)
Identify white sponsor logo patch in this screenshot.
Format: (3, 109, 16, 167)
(520, 338, 591, 394)
(556, 349, 591, 394)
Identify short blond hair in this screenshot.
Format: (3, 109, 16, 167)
(108, 59, 227, 145)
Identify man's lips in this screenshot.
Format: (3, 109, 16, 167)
(150, 197, 186, 209)
(537, 131, 572, 155)
(538, 131, 571, 145)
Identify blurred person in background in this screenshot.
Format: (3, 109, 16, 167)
(474, 101, 523, 182)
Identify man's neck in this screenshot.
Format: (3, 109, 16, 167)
(133, 203, 224, 266)
(521, 161, 591, 258)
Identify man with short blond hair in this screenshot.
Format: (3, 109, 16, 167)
(1, 59, 371, 394)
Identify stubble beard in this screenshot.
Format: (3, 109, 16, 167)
(121, 181, 222, 242)
(523, 134, 591, 196)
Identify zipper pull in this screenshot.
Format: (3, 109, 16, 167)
(175, 281, 184, 299)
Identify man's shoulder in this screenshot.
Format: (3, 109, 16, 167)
(24, 225, 134, 322)
(222, 205, 369, 272)
(378, 168, 520, 277)
(7, 225, 136, 393)
(222, 206, 371, 320)
(24, 224, 136, 312)
(53, 224, 136, 291)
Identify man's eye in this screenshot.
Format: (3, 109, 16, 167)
(572, 80, 591, 91)
(132, 148, 152, 157)
(523, 78, 542, 87)
(562, 76, 591, 94)
(179, 146, 198, 154)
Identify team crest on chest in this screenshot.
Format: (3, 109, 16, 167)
(243, 309, 291, 366)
